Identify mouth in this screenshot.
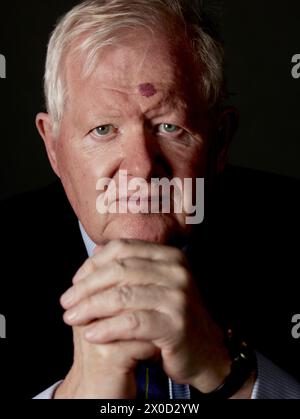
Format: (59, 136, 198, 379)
(115, 195, 171, 205)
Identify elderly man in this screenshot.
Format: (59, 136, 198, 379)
(1, 0, 299, 399)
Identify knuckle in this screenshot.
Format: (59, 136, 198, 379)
(169, 247, 187, 264)
(115, 285, 133, 308)
(172, 289, 187, 310)
(72, 284, 84, 303)
(172, 248, 189, 269)
(86, 257, 96, 273)
(174, 313, 186, 333)
(106, 239, 121, 255)
(172, 265, 188, 284)
(171, 247, 183, 260)
(96, 343, 113, 359)
(170, 290, 189, 332)
(86, 293, 97, 311)
(84, 275, 96, 295)
(125, 312, 140, 331)
(111, 239, 129, 252)
(112, 259, 126, 278)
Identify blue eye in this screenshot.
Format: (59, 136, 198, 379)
(158, 123, 181, 134)
(93, 124, 116, 137)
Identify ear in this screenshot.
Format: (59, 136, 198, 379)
(36, 113, 60, 178)
(216, 107, 239, 173)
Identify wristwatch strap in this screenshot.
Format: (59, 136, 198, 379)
(190, 330, 257, 399)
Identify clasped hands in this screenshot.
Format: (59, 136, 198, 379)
(57, 239, 231, 399)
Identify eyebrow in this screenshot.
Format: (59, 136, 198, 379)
(82, 87, 188, 126)
(144, 94, 188, 118)
(89, 100, 186, 124)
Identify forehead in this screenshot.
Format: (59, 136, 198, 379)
(64, 29, 198, 106)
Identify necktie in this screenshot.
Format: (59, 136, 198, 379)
(135, 361, 170, 399)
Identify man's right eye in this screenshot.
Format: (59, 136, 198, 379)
(91, 124, 117, 137)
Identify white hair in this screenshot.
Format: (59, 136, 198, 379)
(44, 0, 225, 136)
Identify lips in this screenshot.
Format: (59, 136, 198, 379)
(116, 195, 163, 202)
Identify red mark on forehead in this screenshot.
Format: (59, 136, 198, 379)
(138, 83, 157, 98)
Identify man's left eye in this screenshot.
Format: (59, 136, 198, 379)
(158, 123, 182, 134)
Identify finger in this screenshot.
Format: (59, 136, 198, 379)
(100, 341, 161, 366)
(63, 284, 174, 325)
(117, 341, 160, 364)
(73, 239, 186, 284)
(83, 310, 170, 345)
(71, 245, 105, 284)
(93, 245, 106, 255)
(61, 258, 184, 309)
(73, 326, 161, 366)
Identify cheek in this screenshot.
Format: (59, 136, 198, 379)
(56, 143, 85, 184)
(56, 141, 97, 186)
(55, 142, 123, 218)
(55, 143, 98, 213)
(167, 142, 208, 178)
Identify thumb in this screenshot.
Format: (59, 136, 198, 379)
(72, 243, 107, 284)
(93, 244, 106, 256)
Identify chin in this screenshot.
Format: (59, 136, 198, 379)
(100, 213, 187, 246)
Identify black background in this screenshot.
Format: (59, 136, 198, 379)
(0, 0, 300, 199)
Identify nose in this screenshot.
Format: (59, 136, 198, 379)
(120, 126, 159, 181)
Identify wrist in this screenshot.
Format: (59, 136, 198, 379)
(190, 343, 232, 393)
(190, 330, 257, 399)
(54, 365, 137, 399)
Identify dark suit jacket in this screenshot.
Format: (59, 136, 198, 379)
(0, 165, 299, 398)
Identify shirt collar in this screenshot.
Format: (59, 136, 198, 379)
(79, 221, 96, 257)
